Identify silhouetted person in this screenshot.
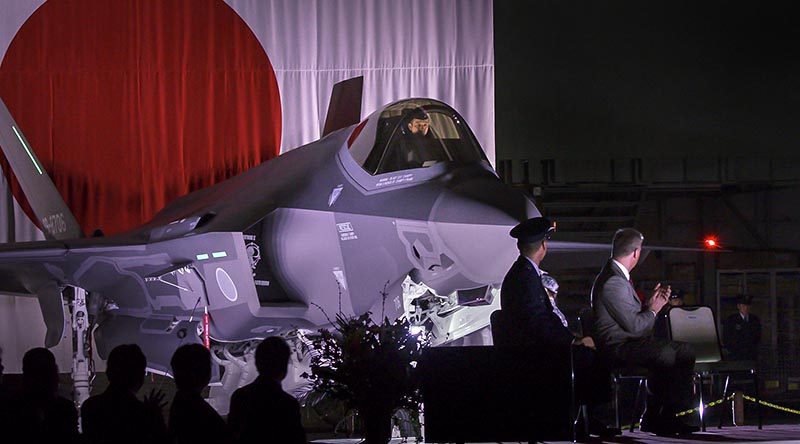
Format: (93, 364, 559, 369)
(0, 346, 14, 441)
(5, 347, 78, 444)
(0, 345, 6, 399)
(81, 344, 167, 444)
(169, 344, 230, 444)
(228, 337, 305, 444)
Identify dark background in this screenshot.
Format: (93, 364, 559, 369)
(493, 0, 800, 392)
(495, 0, 800, 160)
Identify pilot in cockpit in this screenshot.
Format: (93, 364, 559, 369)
(404, 108, 431, 137)
(365, 102, 483, 175)
(386, 108, 447, 171)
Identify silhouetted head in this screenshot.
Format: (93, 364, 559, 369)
(171, 344, 212, 392)
(255, 337, 291, 382)
(22, 347, 59, 397)
(106, 344, 147, 393)
(611, 228, 644, 271)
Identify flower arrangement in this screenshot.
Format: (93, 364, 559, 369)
(302, 310, 427, 443)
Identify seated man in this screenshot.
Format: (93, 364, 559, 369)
(381, 108, 447, 172)
(498, 217, 618, 438)
(591, 228, 698, 436)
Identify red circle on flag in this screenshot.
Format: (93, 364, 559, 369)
(0, 0, 281, 235)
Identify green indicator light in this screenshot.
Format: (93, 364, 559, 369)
(212, 251, 227, 258)
(196, 253, 210, 260)
(12, 126, 44, 175)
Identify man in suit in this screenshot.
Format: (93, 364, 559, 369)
(498, 217, 618, 437)
(591, 228, 698, 436)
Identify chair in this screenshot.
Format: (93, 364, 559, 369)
(667, 306, 762, 431)
(489, 309, 513, 346)
(577, 307, 648, 432)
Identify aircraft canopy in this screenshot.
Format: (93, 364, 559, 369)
(351, 99, 486, 175)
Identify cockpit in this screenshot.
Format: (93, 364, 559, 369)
(347, 99, 487, 175)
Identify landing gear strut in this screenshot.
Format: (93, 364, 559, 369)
(70, 287, 92, 407)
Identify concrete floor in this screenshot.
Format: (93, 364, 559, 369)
(310, 424, 800, 443)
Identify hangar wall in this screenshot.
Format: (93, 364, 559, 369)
(494, 0, 799, 160)
(493, 0, 800, 393)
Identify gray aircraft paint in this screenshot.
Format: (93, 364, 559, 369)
(0, 92, 572, 377)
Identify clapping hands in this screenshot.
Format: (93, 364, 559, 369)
(143, 388, 167, 413)
(647, 283, 671, 313)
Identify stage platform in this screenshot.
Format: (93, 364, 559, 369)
(310, 424, 800, 443)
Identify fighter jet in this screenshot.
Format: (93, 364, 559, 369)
(0, 77, 548, 396)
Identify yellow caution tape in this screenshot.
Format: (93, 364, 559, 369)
(675, 395, 734, 417)
(621, 393, 800, 429)
(743, 395, 800, 415)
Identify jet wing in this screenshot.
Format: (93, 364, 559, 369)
(548, 240, 709, 253)
(0, 231, 250, 347)
(544, 240, 715, 272)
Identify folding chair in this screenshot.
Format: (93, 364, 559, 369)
(577, 308, 648, 432)
(667, 306, 762, 431)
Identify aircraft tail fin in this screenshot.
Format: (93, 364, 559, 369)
(322, 76, 363, 137)
(0, 97, 83, 240)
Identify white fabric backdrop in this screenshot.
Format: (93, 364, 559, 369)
(0, 0, 494, 372)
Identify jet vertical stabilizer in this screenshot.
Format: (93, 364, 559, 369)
(0, 98, 83, 241)
(322, 76, 363, 137)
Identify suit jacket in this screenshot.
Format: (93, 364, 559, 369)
(591, 260, 655, 349)
(498, 255, 574, 350)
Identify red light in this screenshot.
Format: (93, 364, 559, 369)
(704, 237, 719, 249)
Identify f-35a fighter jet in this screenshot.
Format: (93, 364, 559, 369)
(0, 77, 583, 402)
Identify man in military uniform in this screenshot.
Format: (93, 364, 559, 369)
(723, 295, 761, 361)
(496, 217, 618, 438)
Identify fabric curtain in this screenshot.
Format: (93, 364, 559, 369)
(230, 0, 495, 160)
(0, 0, 494, 371)
(0, 0, 282, 236)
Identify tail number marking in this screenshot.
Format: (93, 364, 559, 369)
(41, 213, 67, 235)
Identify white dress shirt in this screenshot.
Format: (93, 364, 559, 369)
(612, 259, 631, 281)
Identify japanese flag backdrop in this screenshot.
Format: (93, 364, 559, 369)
(0, 0, 494, 371)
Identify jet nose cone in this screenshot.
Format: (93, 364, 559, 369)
(431, 172, 540, 226)
(421, 171, 541, 292)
